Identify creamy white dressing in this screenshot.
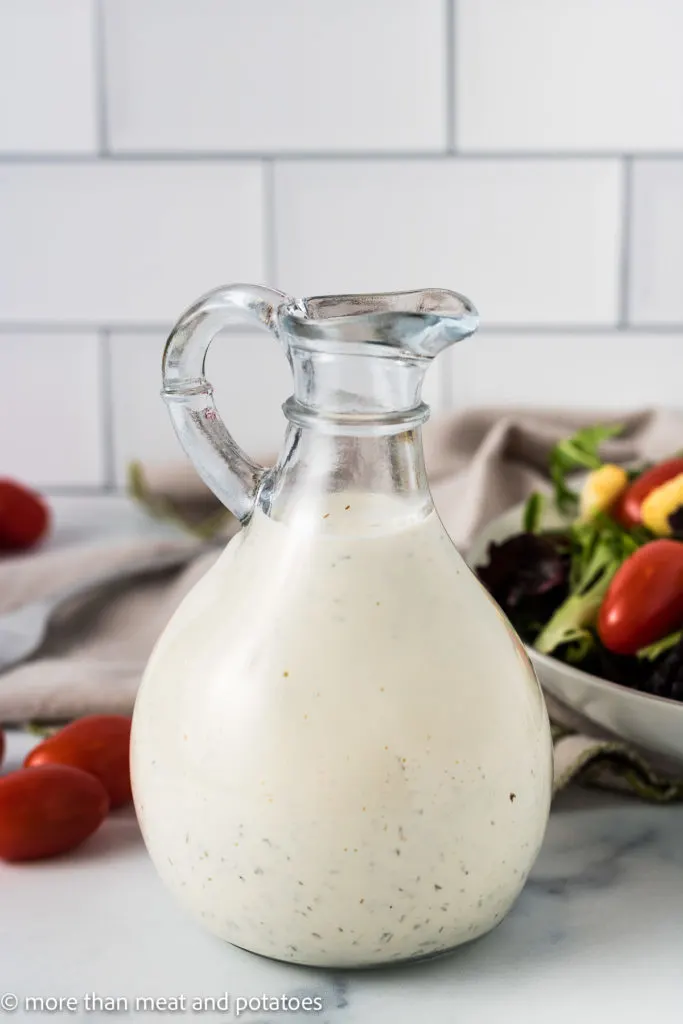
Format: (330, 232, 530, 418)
(131, 492, 552, 967)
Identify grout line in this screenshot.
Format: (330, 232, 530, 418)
(466, 322, 683, 334)
(43, 484, 127, 497)
(0, 322, 256, 335)
(99, 330, 117, 491)
(262, 158, 277, 286)
(475, 323, 622, 334)
(2, 322, 683, 336)
(617, 156, 634, 329)
(0, 151, 679, 164)
(445, 0, 457, 153)
(93, 0, 110, 155)
(439, 350, 454, 411)
(0, 322, 172, 334)
(446, 349, 456, 407)
(6, 321, 683, 336)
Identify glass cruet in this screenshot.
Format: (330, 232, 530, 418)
(130, 283, 553, 969)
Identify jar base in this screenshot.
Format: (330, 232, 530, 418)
(225, 916, 503, 972)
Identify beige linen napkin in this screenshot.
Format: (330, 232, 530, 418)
(2, 406, 682, 800)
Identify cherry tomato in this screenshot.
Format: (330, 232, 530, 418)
(598, 539, 683, 655)
(613, 458, 683, 529)
(0, 764, 109, 862)
(0, 479, 50, 551)
(25, 715, 132, 808)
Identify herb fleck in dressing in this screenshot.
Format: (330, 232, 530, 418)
(131, 492, 552, 968)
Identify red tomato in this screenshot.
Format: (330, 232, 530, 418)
(0, 765, 109, 862)
(598, 539, 683, 655)
(0, 479, 50, 550)
(25, 715, 132, 808)
(613, 458, 683, 529)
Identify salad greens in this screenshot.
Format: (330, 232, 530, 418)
(638, 630, 683, 661)
(476, 423, 683, 702)
(548, 423, 623, 514)
(522, 492, 544, 534)
(534, 514, 639, 658)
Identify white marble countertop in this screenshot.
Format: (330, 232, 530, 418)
(1, 496, 682, 1023)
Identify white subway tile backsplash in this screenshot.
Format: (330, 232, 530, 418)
(110, 330, 294, 485)
(447, 331, 683, 410)
(629, 160, 683, 325)
(0, 0, 97, 154)
(1, 4, 681, 492)
(0, 333, 103, 486)
(0, 163, 264, 325)
(274, 159, 622, 325)
(104, 0, 446, 154)
(456, 0, 683, 152)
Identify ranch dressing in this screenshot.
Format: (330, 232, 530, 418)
(131, 492, 552, 968)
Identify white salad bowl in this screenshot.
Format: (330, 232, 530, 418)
(467, 501, 683, 767)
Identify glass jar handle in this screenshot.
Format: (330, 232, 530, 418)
(162, 283, 292, 523)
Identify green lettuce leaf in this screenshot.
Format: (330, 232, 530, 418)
(549, 423, 624, 515)
(534, 514, 639, 657)
(522, 492, 545, 534)
(638, 631, 683, 661)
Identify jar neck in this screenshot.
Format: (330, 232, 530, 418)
(288, 347, 429, 419)
(258, 421, 433, 526)
(256, 346, 435, 525)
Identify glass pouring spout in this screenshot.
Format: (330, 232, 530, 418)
(280, 288, 479, 358)
(162, 285, 479, 522)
